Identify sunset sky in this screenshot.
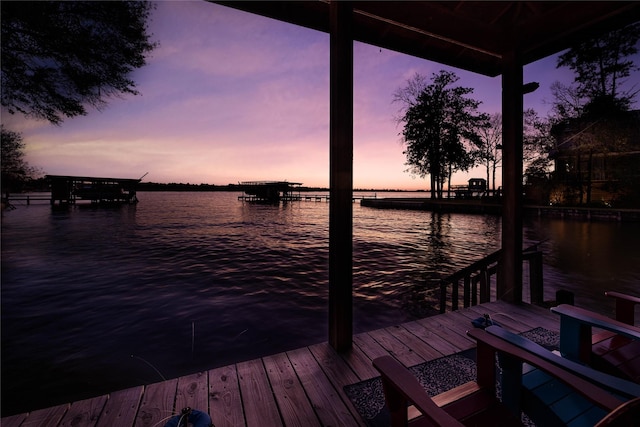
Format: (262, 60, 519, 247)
(3, 1, 639, 190)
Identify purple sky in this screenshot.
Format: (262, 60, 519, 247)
(3, 1, 639, 190)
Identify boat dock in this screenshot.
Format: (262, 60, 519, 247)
(237, 181, 371, 203)
(47, 175, 142, 206)
(361, 198, 640, 222)
(1, 301, 564, 427)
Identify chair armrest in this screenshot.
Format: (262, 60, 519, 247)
(606, 291, 640, 325)
(373, 356, 465, 427)
(467, 328, 625, 412)
(484, 326, 640, 399)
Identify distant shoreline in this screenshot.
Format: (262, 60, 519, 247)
(136, 182, 426, 193)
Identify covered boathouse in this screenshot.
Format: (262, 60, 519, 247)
(47, 175, 141, 206)
(238, 181, 303, 203)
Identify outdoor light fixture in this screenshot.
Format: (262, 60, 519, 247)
(522, 82, 540, 94)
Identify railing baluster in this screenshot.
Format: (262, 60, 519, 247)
(452, 279, 459, 311)
(463, 275, 471, 308)
(436, 245, 543, 313)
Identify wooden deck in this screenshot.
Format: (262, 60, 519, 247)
(2, 301, 561, 427)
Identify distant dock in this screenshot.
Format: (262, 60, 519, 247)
(47, 175, 141, 206)
(237, 181, 370, 203)
(361, 197, 640, 222)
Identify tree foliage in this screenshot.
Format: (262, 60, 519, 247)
(1, 1, 156, 125)
(1, 126, 41, 192)
(476, 113, 502, 191)
(523, 110, 555, 180)
(395, 71, 488, 199)
(550, 24, 640, 206)
(556, 23, 640, 117)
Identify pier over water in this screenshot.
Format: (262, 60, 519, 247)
(47, 175, 141, 206)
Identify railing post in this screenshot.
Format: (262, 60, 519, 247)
(472, 276, 478, 306)
(452, 279, 459, 311)
(479, 268, 489, 303)
(439, 282, 447, 314)
(463, 275, 471, 308)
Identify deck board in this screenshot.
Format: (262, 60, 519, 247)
(134, 378, 178, 427)
(2, 301, 565, 427)
(59, 395, 107, 427)
(287, 347, 361, 426)
(237, 358, 283, 427)
(95, 387, 143, 427)
(208, 364, 245, 427)
(263, 352, 321, 427)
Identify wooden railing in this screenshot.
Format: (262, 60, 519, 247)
(438, 245, 544, 313)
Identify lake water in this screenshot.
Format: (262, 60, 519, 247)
(1, 191, 639, 416)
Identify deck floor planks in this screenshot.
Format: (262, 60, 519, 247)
(15, 405, 68, 427)
(59, 395, 108, 427)
(384, 324, 443, 361)
(95, 386, 143, 427)
(307, 342, 368, 425)
(134, 378, 178, 427)
(2, 301, 570, 427)
(462, 303, 532, 333)
(415, 311, 476, 352)
(263, 351, 321, 427)
(286, 346, 361, 427)
(236, 358, 283, 427)
(352, 331, 393, 363)
(336, 337, 382, 381)
(366, 327, 425, 367)
(175, 372, 208, 415)
(208, 364, 245, 427)
(1, 413, 28, 427)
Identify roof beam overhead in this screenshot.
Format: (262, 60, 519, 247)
(213, 1, 640, 77)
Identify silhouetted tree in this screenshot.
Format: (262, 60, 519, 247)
(557, 23, 640, 112)
(395, 71, 487, 198)
(1, 1, 156, 125)
(476, 113, 502, 191)
(1, 126, 41, 193)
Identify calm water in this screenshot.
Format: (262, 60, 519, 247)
(2, 191, 639, 416)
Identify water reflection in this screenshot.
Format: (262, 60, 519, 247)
(1, 192, 638, 416)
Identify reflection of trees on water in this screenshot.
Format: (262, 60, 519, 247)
(403, 213, 502, 318)
(404, 212, 453, 318)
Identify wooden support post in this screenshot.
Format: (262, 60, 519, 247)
(499, 50, 524, 304)
(328, 1, 353, 352)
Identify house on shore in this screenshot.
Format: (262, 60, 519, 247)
(549, 110, 640, 207)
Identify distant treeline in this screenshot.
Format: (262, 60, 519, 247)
(136, 182, 418, 192)
(137, 182, 331, 192)
(17, 178, 420, 193)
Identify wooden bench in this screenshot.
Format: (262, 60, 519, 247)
(373, 328, 632, 427)
(551, 304, 640, 383)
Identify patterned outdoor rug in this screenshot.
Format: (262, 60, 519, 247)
(343, 327, 559, 427)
